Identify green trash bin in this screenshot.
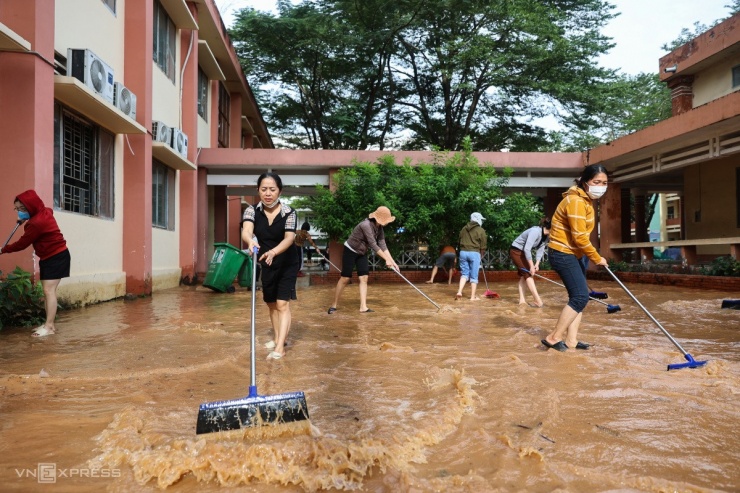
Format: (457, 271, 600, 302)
(203, 243, 247, 293)
(238, 252, 254, 288)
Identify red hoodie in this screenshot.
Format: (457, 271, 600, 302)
(2, 190, 67, 260)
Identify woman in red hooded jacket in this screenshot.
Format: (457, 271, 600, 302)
(1, 190, 70, 337)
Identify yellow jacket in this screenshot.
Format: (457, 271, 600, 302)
(549, 186, 603, 264)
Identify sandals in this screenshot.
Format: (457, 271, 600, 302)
(454, 293, 463, 301)
(328, 307, 337, 314)
(541, 339, 568, 352)
(266, 351, 284, 360)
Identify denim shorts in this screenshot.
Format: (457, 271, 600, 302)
(458, 250, 480, 284)
(548, 248, 589, 312)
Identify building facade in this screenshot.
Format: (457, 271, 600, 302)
(0, 0, 271, 305)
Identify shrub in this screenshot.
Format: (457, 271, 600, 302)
(703, 256, 740, 277)
(0, 267, 46, 330)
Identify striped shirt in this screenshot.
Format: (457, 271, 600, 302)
(549, 186, 602, 264)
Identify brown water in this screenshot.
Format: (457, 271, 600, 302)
(0, 278, 738, 492)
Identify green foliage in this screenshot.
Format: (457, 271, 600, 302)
(549, 73, 672, 151)
(0, 267, 46, 330)
(230, 0, 618, 151)
(293, 141, 543, 258)
(701, 256, 740, 277)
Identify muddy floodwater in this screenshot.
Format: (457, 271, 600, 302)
(0, 275, 738, 492)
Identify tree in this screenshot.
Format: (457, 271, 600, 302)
(548, 72, 672, 151)
(292, 138, 543, 258)
(230, 0, 618, 151)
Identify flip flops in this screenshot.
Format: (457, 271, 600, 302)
(266, 351, 283, 360)
(328, 307, 337, 314)
(360, 309, 374, 313)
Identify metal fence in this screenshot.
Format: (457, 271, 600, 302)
(367, 249, 521, 271)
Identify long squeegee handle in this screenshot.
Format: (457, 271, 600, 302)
(2, 221, 22, 250)
(249, 246, 259, 396)
(520, 267, 610, 307)
(319, 252, 341, 272)
(394, 268, 441, 310)
(604, 265, 689, 356)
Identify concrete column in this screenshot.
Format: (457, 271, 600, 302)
(213, 185, 227, 243)
(327, 168, 343, 273)
(227, 193, 241, 247)
(0, 0, 55, 278)
(196, 167, 209, 276)
(620, 187, 631, 245)
(122, 0, 154, 295)
(544, 188, 562, 220)
(667, 75, 694, 116)
(178, 4, 199, 283)
(634, 191, 647, 243)
(600, 182, 623, 262)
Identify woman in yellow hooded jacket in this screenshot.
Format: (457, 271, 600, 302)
(542, 164, 609, 352)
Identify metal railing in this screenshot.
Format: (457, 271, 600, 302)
(366, 249, 520, 271)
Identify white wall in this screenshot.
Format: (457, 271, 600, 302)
(55, 0, 125, 76)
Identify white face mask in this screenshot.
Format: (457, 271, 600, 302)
(587, 185, 607, 199)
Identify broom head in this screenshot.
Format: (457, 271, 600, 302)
(484, 290, 500, 299)
(667, 353, 708, 371)
(589, 291, 609, 299)
(197, 390, 309, 434)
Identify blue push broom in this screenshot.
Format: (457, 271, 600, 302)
(196, 247, 309, 434)
(604, 266, 707, 371)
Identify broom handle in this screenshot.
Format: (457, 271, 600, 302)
(250, 247, 258, 391)
(522, 268, 610, 308)
(604, 266, 688, 356)
(318, 252, 341, 272)
(393, 268, 441, 310)
(2, 221, 22, 249)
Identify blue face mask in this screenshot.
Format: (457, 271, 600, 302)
(17, 211, 30, 221)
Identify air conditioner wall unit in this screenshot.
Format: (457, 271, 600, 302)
(113, 82, 137, 120)
(67, 49, 115, 103)
(171, 128, 189, 159)
(152, 120, 172, 145)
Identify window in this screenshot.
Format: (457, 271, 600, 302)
(737, 167, 740, 228)
(53, 104, 114, 218)
(152, 160, 176, 230)
(153, 0, 176, 82)
(667, 206, 675, 219)
(197, 68, 209, 120)
(101, 0, 115, 13)
(733, 65, 740, 89)
(218, 83, 230, 147)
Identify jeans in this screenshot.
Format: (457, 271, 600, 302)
(549, 248, 589, 312)
(459, 250, 481, 284)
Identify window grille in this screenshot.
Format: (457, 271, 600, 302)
(198, 68, 209, 120)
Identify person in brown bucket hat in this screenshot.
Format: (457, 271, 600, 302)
(328, 206, 399, 314)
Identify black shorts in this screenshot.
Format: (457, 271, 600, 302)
(260, 261, 298, 303)
(340, 246, 369, 277)
(40, 249, 71, 280)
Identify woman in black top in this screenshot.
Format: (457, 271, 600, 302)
(241, 172, 298, 360)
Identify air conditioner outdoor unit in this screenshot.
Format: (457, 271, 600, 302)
(113, 82, 137, 120)
(67, 48, 115, 103)
(171, 128, 189, 159)
(152, 121, 172, 144)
